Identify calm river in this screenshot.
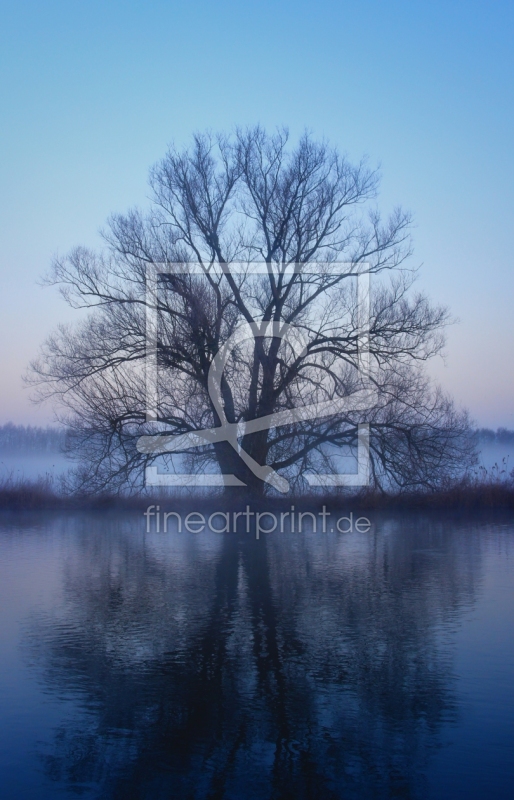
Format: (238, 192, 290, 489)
(0, 511, 513, 798)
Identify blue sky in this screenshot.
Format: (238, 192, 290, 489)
(0, 0, 513, 426)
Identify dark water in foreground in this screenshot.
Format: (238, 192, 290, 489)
(0, 512, 513, 799)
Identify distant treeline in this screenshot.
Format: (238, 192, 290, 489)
(476, 427, 514, 444)
(0, 423, 512, 454)
(0, 423, 67, 452)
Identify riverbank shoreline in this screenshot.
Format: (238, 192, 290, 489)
(1, 474, 513, 514)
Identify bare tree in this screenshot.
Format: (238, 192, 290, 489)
(29, 127, 475, 495)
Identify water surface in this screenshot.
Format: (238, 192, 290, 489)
(0, 511, 513, 798)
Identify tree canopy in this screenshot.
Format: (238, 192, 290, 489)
(30, 127, 475, 494)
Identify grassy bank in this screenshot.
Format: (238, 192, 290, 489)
(1, 473, 514, 513)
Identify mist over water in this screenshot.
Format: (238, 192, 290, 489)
(0, 438, 511, 489)
(0, 512, 513, 799)
(0, 452, 70, 482)
(0, 425, 71, 484)
(478, 442, 513, 473)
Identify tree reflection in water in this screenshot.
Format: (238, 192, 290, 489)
(24, 513, 481, 799)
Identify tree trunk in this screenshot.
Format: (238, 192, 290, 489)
(213, 439, 268, 500)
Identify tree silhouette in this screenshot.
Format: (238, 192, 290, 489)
(30, 128, 474, 494)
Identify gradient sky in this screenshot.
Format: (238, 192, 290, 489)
(0, 0, 513, 426)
